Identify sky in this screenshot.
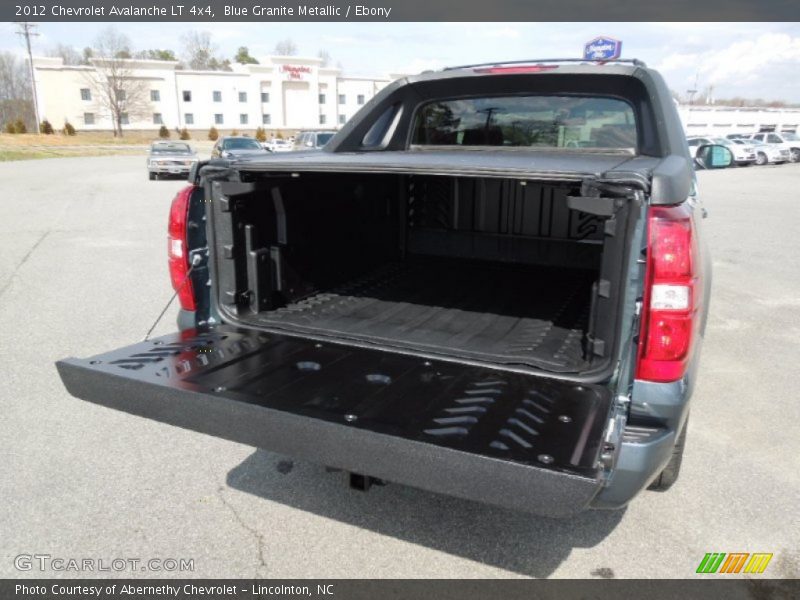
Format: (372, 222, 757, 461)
(3, 21, 800, 102)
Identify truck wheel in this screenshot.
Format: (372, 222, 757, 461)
(648, 420, 688, 492)
(755, 152, 767, 166)
(149, 172, 156, 180)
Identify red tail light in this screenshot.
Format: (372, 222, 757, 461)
(636, 205, 700, 382)
(168, 185, 197, 311)
(473, 65, 558, 74)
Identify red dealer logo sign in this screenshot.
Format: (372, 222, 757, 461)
(281, 65, 312, 80)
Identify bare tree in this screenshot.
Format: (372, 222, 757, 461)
(0, 52, 34, 127)
(317, 49, 332, 67)
(273, 39, 298, 56)
(180, 31, 230, 70)
(85, 28, 150, 137)
(47, 43, 82, 66)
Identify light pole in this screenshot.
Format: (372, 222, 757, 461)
(16, 22, 41, 133)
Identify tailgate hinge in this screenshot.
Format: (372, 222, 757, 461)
(598, 394, 630, 484)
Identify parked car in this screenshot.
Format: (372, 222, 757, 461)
(748, 132, 800, 162)
(293, 130, 336, 150)
(725, 133, 751, 140)
(211, 136, 271, 159)
(735, 138, 790, 165)
(688, 136, 754, 166)
(58, 59, 731, 516)
(147, 141, 198, 180)
(264, 138, 293, 153)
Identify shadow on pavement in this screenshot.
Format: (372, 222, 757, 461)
(227, 449, 625, 578)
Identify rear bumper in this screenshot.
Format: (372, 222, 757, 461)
(56, 326, 613, 517)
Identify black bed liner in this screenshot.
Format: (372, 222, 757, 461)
(57, 326, 612, 516)
(244, 258, 595, 372)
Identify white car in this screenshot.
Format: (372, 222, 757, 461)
(734, 138, 789, 165)
(748, 132, 800, 163)
(264, 139, 294, 153)
(687, 136, 754, 166)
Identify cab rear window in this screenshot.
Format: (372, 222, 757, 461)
(412, 95, 637, 150)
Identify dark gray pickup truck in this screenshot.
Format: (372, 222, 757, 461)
(57, 59, 731, 516)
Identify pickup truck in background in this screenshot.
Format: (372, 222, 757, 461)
(57, 59, 732, 517)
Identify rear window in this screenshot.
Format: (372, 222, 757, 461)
(412, 95, 637, 150)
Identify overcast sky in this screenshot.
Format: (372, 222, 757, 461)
(3, 21, 799, 102)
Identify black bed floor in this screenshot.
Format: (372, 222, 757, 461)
(249, 258, 595, 371)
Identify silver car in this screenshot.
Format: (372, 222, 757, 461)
(147, 141, 198, 180)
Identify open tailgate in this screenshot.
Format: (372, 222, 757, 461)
(57, 326, 613, 516)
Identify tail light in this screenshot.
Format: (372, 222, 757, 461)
(473, 65, 558, 74)
(168, 185, 197, 311)
(636, 204, 700, 382)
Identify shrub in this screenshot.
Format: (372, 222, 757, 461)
(179, 127, 190, 140)
(255, 127, 266, 142)
(4, 122, 15, 134)
(231, 128, 240, 136)
(208, 126, 219, 141)
(158, 125, 170, 138)
(275, 131, 284, 139)
(13, 118, 27, 134)
(40, 120, 54, 134)
(63, 121, 76, 136)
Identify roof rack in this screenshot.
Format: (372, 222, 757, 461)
(443, 58, 647, 71)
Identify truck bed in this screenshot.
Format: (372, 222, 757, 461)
(249, 258, 594, 372)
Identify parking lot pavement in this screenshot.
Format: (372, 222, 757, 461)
(0, 156, 798, 580)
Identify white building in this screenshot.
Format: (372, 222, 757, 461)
(32, 55, 401, 134)
(677, 104, 800, 137)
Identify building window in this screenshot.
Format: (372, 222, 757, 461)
(319, 114, 327, 125)
(153, 113, 163, 125)
(80, 88, 91, 101)
(185, 113, 194, 125)
(214, 114, 223, 125)
(357, 94, 365, 105)
(319, 93, 326, 104)
(239, 91, 247, 103)
(261, 92, 269, 103)
(115, 89, 126, 101)
(338, 94, 346, 105)
(83, 112, 94, 125)
(150, 90, 160, 102)
(120, 113, 129, 125)
(213, 90, 221, 102)
(262, 114, 271, 125)
(239, 113, 248, 125)
(183, 90, 192, 102)
(338, 114, 346, 125)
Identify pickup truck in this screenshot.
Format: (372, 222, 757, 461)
(57, 59, 731, 517)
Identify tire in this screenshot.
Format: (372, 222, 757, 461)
(648, 419, 688, 492)
(149, 172, 156, 180)
(755, 152, 768, 166)
(791, 148, 800, 163)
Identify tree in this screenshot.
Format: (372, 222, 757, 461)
(181, 31, 229, 71)
(81, 47, 94, 65)
(85, 28, 150, 137)
(137, 49, 178, 62)
(47, 44, 82, 66)
(273, 39, 298, 56)
(317, 50, 332, 67)
(235, 47, 259, 64)
(0, 52, 34, 130)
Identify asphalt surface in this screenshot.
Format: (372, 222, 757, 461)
(0, 156, 798, 579)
